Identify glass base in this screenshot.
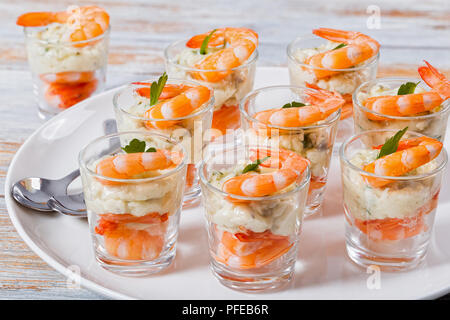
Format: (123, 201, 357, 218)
(210, 259, 294, 293)
(182, 184, 202, 208)
(346, 239, 427, 272)
(304, 203, 322, 218)
(38, 106, 58, 121)
(95, 246, 176, 277)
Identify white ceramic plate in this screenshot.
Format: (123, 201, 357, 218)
(5, 67, 450, 300)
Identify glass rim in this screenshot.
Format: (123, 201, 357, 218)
(239, 84, 342, 130)
(164, 38, 259, 73)
(339, 129, 448, 181)
(113, 78, 215, 122)
(353, 77, 450, 120)
(199, 145, 311, 201)
(78, 131, 188, 183)
(23, 25, 111, 46)
(286, 34, 380, 72)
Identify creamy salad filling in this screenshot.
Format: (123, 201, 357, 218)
(289, 41, 375, 95)
(25, 23, 108, 74)
(83, 157, 181, 217)
(167, 48, 255, 110)
(203, 164, 302, 236)
(343, 149, 439, 221)
(245, 126, 332, 179)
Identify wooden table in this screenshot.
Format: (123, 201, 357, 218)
(0, 0, 449, 299)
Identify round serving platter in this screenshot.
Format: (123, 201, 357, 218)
(5, 67, 450, 299)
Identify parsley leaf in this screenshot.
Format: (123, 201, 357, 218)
(333, 43, 347, 50)
(242, 156, 270, 174)
(377, 127, 408, 159)
(282, 101, 306, 109)
(397, 82, 419, 95)
(122, 139, 157, 153)
(150, 72, 168, 106)
(200, 29, 217, 55)
(122, 138, 146, 153)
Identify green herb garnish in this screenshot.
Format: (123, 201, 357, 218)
(122, 139, 157, 153)
(282, 101, 306, 109)
(242, 156, 270, 174)
(200, 29, 217, 55)
(333, 43, 347, 50)
(376, 127, 408, 159)
(397, 82, 419, 95)
(150, 72, 168, 106)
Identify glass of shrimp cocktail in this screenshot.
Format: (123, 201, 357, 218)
(164, 27, 258, 137)
(287, 28, 379, 146)
(79, 132, 187, 276)
(17, 5, 110, 120)
(200, 145, 310, 291)
(340, 129, 447, 271)
(113, 73, 215, 207)
(353, 61, 450, 143)
(240, 85, 344, 217)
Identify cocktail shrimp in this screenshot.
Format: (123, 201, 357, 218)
(132, 82, 192, 100)
(143, 85, 212, 129)
(17, 5, 109, 46)
(363, 61, 450, 117)
(222, 148, 309, 201)
(306, 28, 380, 79)
(363, 136, 443, 187)
(252, 88, 345, 128)
(186, 27, 258, 82)
(95, 212, 169, 261)
(96, 149, 183, 185)
(215, 228, 293, 269)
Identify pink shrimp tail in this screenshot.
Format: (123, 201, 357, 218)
(418, 61, 450, 99)
(312, 28, 358, 43)
(305, 88, 345, 114)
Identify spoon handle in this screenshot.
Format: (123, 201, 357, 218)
(60, 169, 81, 187)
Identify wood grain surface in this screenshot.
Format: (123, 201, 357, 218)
(0, 0, 449, 299)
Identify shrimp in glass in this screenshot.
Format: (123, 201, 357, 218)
(200, 145, 310, 291)
(80, 132, 187, 275)
(340, 129, 447, 270)
(17, 5, 110, 118)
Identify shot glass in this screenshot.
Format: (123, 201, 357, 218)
(240, 85, 341, 217)
(79, 131, 187, 276)
(287, 35, 379, 146)
(199, 145, 310, 291)
(340, 129, 447, 271)
(164, 39, 258, 135)
(113, 79, 214, 207)
(23, 25, 110, 120)
(353, 77, 450, 143)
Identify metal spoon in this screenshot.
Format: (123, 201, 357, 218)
(48, 132, 123, 216)
(11, 170, 80, 212)
(11, 119, 118, 213)
(48, 193, 86, 217)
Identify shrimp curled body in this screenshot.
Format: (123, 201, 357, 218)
(222, 148, 309, 201)
(306, 28, 380, 79)
(252, 88, 345, 128)
(363, 61, 450, 118)
(363, 136, 443, 187)
(16, 5, 109, 46)
(142, 84, 212, 129)
(95, 149, 183, 185)
(186, 27, 258, 82)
